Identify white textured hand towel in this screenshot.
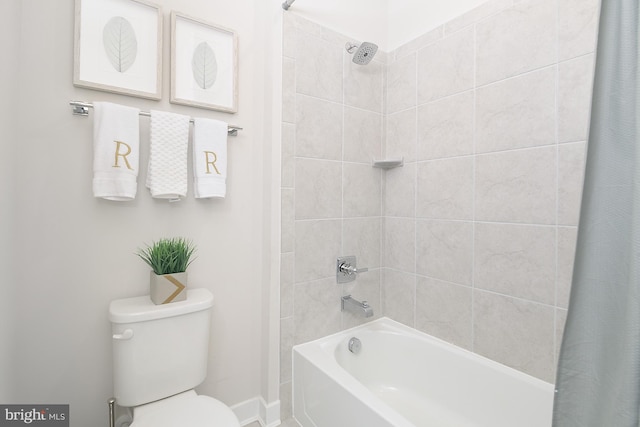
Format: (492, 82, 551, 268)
(146, 110, 191, 200)
(193, 118, 228, 198)
(93, 102, 140, 201)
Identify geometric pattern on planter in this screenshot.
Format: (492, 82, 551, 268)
(150, 271, 187, 305)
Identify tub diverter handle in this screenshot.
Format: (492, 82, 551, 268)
(337, 256, 369, 284)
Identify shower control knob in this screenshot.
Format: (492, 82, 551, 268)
(339, 262, 368, 275)
(337, 256, 369, 283)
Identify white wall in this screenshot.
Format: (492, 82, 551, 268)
(283, 0, 490, 51)
(7, 0, 278, 425)
(284, 0, 389, 49)
(0, 0, 20, 402)
(387, 0, 490, 49)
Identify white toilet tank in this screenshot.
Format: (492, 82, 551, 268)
(109, 288, 214, 407)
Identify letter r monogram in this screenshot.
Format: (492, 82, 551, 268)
(204, 151, 221, 175)
(113, 140, 133, 170)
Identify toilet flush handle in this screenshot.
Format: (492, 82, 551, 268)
(112, 329, 134, 340)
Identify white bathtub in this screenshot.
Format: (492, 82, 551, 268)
(293, 317, 554, 427)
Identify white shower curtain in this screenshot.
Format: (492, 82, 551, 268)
(553, 0, 640, 425)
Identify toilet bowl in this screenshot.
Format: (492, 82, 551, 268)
(109, 289, 240, 427)
(130, 390, 239, 427)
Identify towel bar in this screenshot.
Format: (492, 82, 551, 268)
(69, 101, 243, 136)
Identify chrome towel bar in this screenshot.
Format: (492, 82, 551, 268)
(69, 101, 243, 136)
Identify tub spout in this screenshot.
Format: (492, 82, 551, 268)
(341, 295, 374, 318)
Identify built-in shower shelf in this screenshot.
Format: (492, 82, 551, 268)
(372, 158, 404, 169)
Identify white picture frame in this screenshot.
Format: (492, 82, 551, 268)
(171, 12, 238, 113)
(73, 0, 162, 100)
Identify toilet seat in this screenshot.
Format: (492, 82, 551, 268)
(130, 390, 240, 427)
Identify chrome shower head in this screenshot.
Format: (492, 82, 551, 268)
(345, 41, 378, 65)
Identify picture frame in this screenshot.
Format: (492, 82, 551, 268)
(171, 12, 238, 113)
(73, 0, 163, 100)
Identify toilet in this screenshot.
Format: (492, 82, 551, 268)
(109, 288, 241, 427)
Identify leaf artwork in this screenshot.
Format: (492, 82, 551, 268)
(191, 42, 217, 90)
(103, 16, 138, 73)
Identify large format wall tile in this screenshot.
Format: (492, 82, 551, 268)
(295, 31, 343, 103)
(343, 163, 382, 218)
(558, 0, 600, 62)
(558, 54, 595, 144)
(295, 158, 342, 220)
(417, 26, 474, 103)
(386, 108, 417, 162)
(294, 219, 342, 283)
(280, 317, 293, 383)
(416, 277, 472, 350)
(280, 252, 294, 319)
(294, 277, 342, 344)
(416, 220, 473, 285)
(476, 67, 556, 153)
(281, 123, 295, 188)
(344, 107, 383, 163)
(417, 91, 474, 160)
(296, 94, 343, 160)
(281, 189, 294, 253)
(474, 291, 555, 381)
(384, 162, 416, 218)
(344, 58, 384, 113)
(557, 226, 578, 308)
(382, 268, 416, 327)
(343, 217, 382, 269)
(386, 53, 417, 114)
(558, 142, 587, 226)
(476, 0, 556, 86)
(282, 57, 296, 124)
(416, 157, 474, 220)
(475, 146, 557, 224)
(384, 217, 416, 273)
(474, 223, 556, 305)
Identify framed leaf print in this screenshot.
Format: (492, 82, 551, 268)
(170, 12, 238, 113)
(73, 0, 162, 100)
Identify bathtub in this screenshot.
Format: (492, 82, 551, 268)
(293, 317, 554, 427)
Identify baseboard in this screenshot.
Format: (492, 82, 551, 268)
(231, 396, 281, 427)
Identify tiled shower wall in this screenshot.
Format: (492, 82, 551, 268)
(280, 0, 600, 418)
(279, 13, 387, 420)
(380, 0, 599, 383)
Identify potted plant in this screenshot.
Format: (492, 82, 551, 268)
(136, 237, 197, 305)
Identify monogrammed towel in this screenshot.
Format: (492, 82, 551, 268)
(93, 102, 140, 201)
(193, 118, 228, 199)
(146, 110, 191, 200)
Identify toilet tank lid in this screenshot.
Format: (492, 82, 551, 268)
(109, 288, 213, 324)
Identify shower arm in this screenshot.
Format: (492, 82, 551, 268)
(282, 0, 295, 10)
(345, 42, 359, 54)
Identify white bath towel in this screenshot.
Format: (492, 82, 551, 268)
(146, 110, 191, 200)
(93, 102, 140, 201)
(193, 118, 228, 198)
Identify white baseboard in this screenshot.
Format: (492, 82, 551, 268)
(231, 396, 281, 427)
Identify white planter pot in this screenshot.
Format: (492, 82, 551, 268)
(150, 271, 187, 304)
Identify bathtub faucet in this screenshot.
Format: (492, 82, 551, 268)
(341, 295, 374, 318)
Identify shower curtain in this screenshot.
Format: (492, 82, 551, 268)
(553, 0, 640, 426)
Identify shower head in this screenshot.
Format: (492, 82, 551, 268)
(345, 41, 378, 65)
